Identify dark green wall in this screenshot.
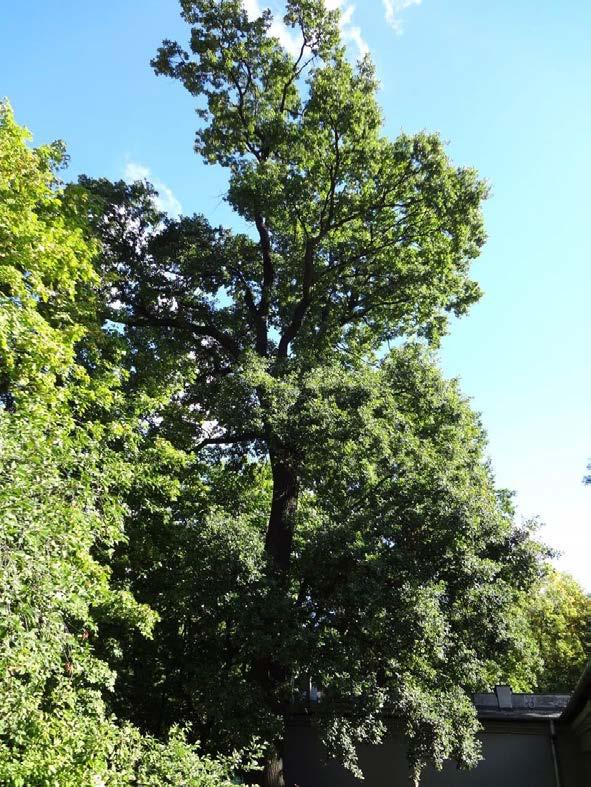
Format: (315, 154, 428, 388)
(284, 721, 570, 787)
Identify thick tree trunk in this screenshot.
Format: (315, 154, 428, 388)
(260, 753, 286, 787)
(264, 449, 299, 574)
(257, 450, 298, 787)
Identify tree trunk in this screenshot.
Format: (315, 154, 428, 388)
(258, 451, 297, 787)
(260, 753, 286, 787)
(264, 449, 298, 574)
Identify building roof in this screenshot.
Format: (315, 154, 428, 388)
(473, 662, 591, 724)
(298, 663, 591, 725)
(474, 685, 570, 721)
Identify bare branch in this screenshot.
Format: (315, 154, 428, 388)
(196, 432, 263, 451)
(277, 238, 315, 357)
(108, 309, 241, 359)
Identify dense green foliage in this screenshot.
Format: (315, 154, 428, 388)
(0, 102, 253, 786)
(495, 569, 591, 696)
(72, 2, 550, 783)
(2, 2, 581, 784)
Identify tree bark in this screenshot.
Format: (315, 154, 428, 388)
(264, 449, 299, 575)
(260, 753, 286, 787)
(258, 450, 298, 787)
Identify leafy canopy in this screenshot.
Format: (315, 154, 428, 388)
(0, 101, 254, 787)
(147, 0, 488, 364)
(72, 0, 544, 782)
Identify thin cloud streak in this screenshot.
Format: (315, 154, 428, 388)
(382, 0, 421, 33)
(243, 0, 368, 58)
(124, 161, 182, 218)
(335, 1, 369, 56)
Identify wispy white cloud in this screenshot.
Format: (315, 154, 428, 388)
(242, 0, 262, 18)
(243, 0, 368, 59)
(343, 23, 369, 56)
(270, 19, 304, 57)
(123, 161, 182, 218)
(332, 1, 369, 56)
(382, 0, 421, 33)
(124, 161, 150, 182)
(242, 0, 302, 56)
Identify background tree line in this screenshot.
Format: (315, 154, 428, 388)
(1, 1, 589, 785)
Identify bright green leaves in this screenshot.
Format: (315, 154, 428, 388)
(0, 101, 98, 409)
(485, 568, 591, 696)
(0, 105, 134, 783)
(522, 570, 591, 693)
(0, 106, 256, 786)
(0, 413, 130, 785)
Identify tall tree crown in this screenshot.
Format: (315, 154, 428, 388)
(135, 0, 489, 368)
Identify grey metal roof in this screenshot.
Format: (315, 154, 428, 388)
(474, 686, 570, 721)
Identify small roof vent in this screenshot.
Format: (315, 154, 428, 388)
(495, 685, 513, 710)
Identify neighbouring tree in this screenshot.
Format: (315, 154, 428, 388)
(0, 101, 255, 786)
(492, 567, 591, 696)
(79, 1, 547, 783)
(526, 570, 590, 693)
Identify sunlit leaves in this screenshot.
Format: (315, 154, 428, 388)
(0, 104, 252, 786)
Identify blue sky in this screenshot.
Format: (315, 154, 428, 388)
(3, 0, 590, 588)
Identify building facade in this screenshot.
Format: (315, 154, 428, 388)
(284, 662, 591, 786)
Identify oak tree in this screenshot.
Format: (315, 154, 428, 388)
(80, 2, 546, 783)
